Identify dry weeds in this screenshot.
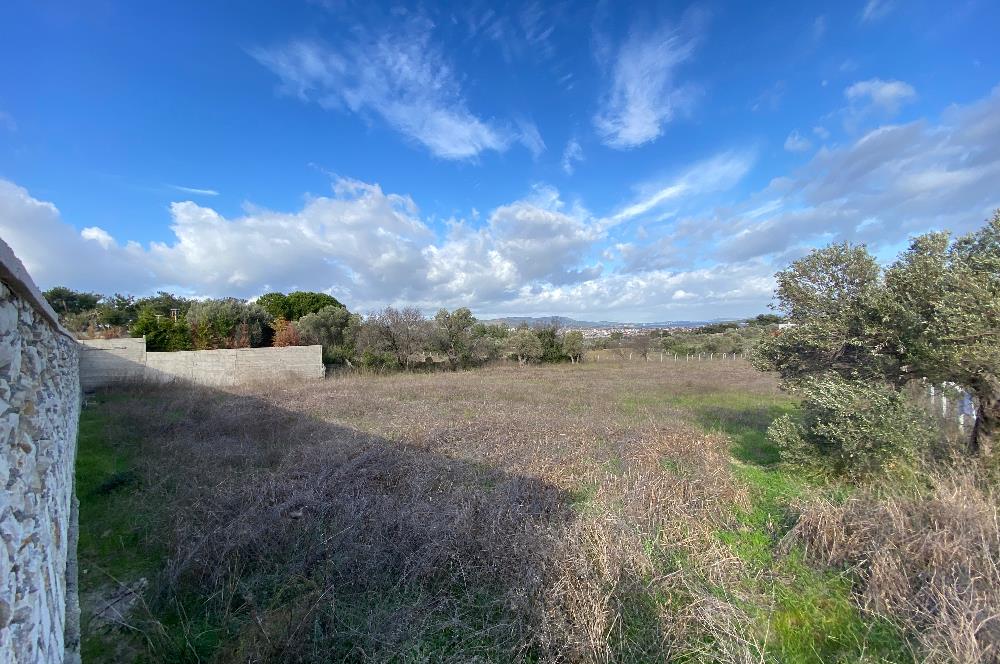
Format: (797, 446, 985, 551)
(787, 464, 1000, 663)
(89, 360, 784, 662)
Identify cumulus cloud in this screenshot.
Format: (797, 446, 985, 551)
(252, 20, 513, 160)
(8, 87, 999, 322)
(593, 14, 702, 149)
(845, 78, 916, 115)
(784, 130, 812, 152)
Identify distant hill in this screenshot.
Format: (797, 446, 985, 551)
(480, 316, 736, 329)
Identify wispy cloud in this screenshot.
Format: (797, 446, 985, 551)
(861, 0, 894, 23)
(607, 150, 754, 225)
(0, 110, 16, 132)
(593, 13, 703, 149)
(169, 184, 220, 196)
(561, 138, 584, 175)
(784, 130, 812, 153)
(252, 19, 515, 160)
(516, 118, 546, 158)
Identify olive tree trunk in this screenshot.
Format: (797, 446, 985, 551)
(972, 373, 1000, 457)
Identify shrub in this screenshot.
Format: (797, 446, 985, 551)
(769, 373, 937, 478)
(359, 348, 398, 370)
(297, 305, 359, 364)
(130, 308, 192, 351)
(187, 299, 272, 348)
(536, 325, 567, 363)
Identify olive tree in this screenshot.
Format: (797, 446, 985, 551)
(756, 211, 1000, 457)
(296, 305, 360, 364)
(432, 307, 477, 370)
(563, 330, 584, 363)
(509, 329, 543, 365)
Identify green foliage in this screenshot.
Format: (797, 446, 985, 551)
(535, 325, 566, 363)
(472, 323, 509, 340)
(749, 313, 782, 326)
(757, 211, 1000, 455)
(508, 328, 543, 364)
(43, 286, 100, 315)
(768, 374, 937, 478)
(134, 291, 190, 318)
(433, 307, 477, 369)
(129, 308, 192, 351)
(296, 305, 359, 364)
(257, 291, 344, 321)
(695, 321, 740, 334)
(359, 348, 399, 370)
(186, 298, 272, 349)
(96, 293, 136, 327)
(562, 330, 584, 362)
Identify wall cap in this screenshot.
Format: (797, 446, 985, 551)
(0, 235, 76, 340)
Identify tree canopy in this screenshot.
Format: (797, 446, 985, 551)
(756, 210, 1000, 456)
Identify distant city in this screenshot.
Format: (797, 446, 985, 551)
(480, 316, 741, 338)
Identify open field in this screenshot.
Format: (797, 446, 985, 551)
(77, 360, 953, 662)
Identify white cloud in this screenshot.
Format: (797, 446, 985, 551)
(812, 126, 830, 140)
(711, 85, 1000, 262)
(845, 78, 916, 115)
(8, 87, 999, 322)
(784, 130, 812, 153)
(81, 226, 115, 249)
(169, 185, 220, 196)
(516, 118, 546, 158)
(252, 20, 513, 160)
(861, 0, 894, 23)
(561, 138, 584, 175)
(593, 16, 701, 149)
(608, 150, 754, 225)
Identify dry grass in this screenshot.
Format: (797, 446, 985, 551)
(78, 359, 944, 662)
(787, 464, 1000, 663)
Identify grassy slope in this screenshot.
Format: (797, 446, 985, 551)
(76, 361, 914, 662)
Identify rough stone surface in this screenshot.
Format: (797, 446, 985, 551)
(0, 279, 81, 663)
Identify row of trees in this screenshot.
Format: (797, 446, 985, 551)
(755, 210, 1000, 472)
(43, 285, 589, 369)
(311, 306, 585, 369)
(590, 315, 782, 358)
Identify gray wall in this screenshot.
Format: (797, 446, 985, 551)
(80, 339, 325, 389)
(0, 240, 81, 663)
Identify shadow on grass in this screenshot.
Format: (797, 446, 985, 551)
(77, 382, 576, 663)
(660, 392, 797, 466)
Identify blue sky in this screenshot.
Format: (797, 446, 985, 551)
(1, 0, 998, 321)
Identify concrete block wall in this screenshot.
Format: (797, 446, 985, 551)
(0, 239, 81, 663)
(77, 338, 146, 387)
(81, 340, 324, 389)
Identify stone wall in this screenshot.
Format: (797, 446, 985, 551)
(0, 240, 81, 663)
(80, 339, 325, 389)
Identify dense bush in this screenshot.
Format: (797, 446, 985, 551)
(535, 325, 568, 363)
(296, 305, 359, 364)
(129, 309, 193, 351)
(187, 299, 272, 349)
(768, 373, 937, 478)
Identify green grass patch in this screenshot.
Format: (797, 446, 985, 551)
(76, 399, 160, 583)
(666, 391, 798, 466)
